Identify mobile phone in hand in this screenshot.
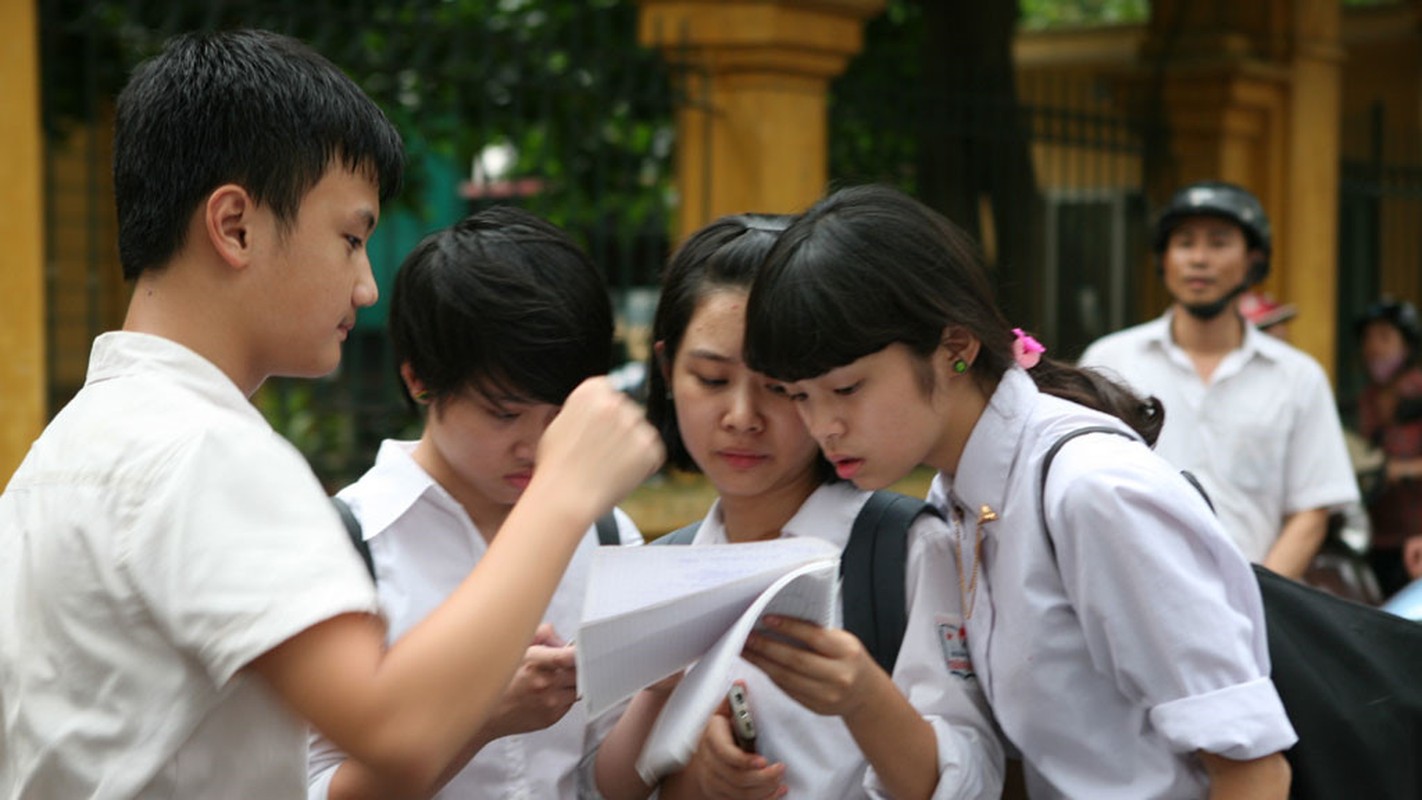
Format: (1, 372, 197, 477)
(727, 681, 757, 754)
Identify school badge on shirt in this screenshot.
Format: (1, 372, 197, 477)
(935, 613, 974, 679)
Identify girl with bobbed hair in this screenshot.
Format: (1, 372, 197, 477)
(742, 185, 1297, 799)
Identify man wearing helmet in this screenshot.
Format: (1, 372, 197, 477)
(1080, 181, 1360, 579)
(1354, 297, 1422, 597)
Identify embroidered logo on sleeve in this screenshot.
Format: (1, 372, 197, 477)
(935, 613, 975, 679)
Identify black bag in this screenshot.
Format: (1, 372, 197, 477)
(1042, 428, 1422, 799)
(332, 497, 623, 583)
(654, 490, 938, 672)
(1251, 564, 1422, 799)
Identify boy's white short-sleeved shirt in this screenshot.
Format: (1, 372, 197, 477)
(921, 367, 1296, 799)
(1078, 311, 1360, 562)
(678, 483, 1004, 800)
(307, 439, 643, 800)
(0, 332, 380, 799)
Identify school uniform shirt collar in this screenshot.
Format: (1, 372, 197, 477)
(935, 367, 1033, 523)
(696, 482, 866, 549)
(86, 331, 269, 428)
(340, 439, 475, 544)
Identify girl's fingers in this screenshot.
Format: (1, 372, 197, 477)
(756, 615, 862, 657)
(696, 718, 785, 798)
(756, 615, 823, 647)
(744, 630, 834, 679)
(703, 715, 764, 769)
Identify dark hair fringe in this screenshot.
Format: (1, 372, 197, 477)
(390, 206, 612, 409)
(744, 184, 1163, 445)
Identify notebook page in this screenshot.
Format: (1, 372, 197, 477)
(577, 538, 839, 716)
(635, 559, 840, 782)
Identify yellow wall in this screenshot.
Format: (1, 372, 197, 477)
(1, 0, 45, 485)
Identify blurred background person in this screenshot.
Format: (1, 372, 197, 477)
(1353, 298, 1422, 599)
(1080, 181, 1360, 581)
(1238, 291, 1297, 342)
(1241, 290, 1381, 603)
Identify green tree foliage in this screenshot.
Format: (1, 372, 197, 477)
(41, 0, 676, 279)
(1018, 0, 1149, 29)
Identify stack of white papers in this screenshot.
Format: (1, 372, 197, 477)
(576, 537, 842, 781)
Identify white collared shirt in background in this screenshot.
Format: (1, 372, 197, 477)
(1, 332, 380, 799)
(306, 439, 643, 800)
(921, 368, 1296, 799)
(1079, 311, 1360, 562)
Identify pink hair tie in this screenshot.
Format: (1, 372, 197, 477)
(1011, 328, 1046, 369)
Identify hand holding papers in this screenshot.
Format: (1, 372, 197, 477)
(576, 537, 841, 781)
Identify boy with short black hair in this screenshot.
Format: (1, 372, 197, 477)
(308, 206, 645, 799)
(0, 29, 661, 799)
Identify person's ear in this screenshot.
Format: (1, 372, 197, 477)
(205, 184, 257, 270)
(399, 362, 430, 405)
(653, 340, 672, 385)
(938, 326, 982, 374)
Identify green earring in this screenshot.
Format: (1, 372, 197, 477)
(413, 390, 431, 403)
(953, 359, 969, 374)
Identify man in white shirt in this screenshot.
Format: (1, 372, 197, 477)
(1079, 181, 1358, 578)
(0, 30, 661, 799)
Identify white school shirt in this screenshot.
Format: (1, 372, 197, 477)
(921, 367, 1296, 800)
(662, 482, 1003, 800)
(306, 439, 643, 800)
(0, 332, 379, 800)
(1079, 311, 1360, 562)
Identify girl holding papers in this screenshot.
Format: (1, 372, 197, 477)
(740, 185, 1296, 799)
(589, 214, 1003, 800)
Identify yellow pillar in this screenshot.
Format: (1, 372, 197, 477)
(1281, 0, 1343, 379)
(1143, 1, 1344, 380)
(1, 0, 45, 484)
(638, 0, 885, 240)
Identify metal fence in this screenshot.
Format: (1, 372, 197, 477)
(829, 15, 1160, 362)
(1339, 101, 1422, 413)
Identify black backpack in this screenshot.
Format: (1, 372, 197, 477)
(332, 497, 623, 584)
(652, 490, 939, 673)
(1041, 427, 1422, 800)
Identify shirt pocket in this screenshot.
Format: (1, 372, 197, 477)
(1219, 421, 1285, 493)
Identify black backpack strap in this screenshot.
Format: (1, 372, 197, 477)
(331, 496, 376, 582)
(1038, 426, 1139, 560)
(595, 511, 622, 546)
(842, 490, 939, 673)
(1178, 470, 1215, 514)
(651, 520, 702, 546)
(1038, 425, 1213, 559)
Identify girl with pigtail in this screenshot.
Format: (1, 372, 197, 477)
(740, 184, 1296, 799)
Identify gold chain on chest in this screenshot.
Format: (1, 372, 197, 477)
(953, 503, 998, 620)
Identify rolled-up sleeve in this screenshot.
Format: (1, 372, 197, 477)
(1046, 436, 1297, 760)
(864, 515, 1005, 800)
(1150, 677, 1297, 760)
